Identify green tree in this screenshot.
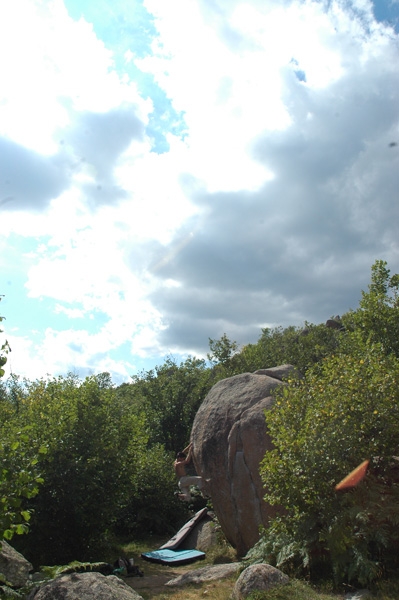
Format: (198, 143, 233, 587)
(0, 303, 45, 545)
(0, 428, 47, 542)
(127, 356, 212, 452)
(239, 323, 342, 375)
(252, 259, 399, 586)
(12, 373, 149, 565)
(344, 259, 399, 356)
(114, 443, 188, 537)
(0, 296, 10, 378)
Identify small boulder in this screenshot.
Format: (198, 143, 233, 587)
(28, 572, 144, 600)
(0, 541, 33, 588)
(179, 515, 217, 551)
(166, 563, 240, 587)
(232, 564, 289, 599)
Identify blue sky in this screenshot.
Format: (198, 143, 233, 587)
(1, 0, 398, 383)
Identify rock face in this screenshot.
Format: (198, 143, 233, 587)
(29, 573, 144, 600)
(191, 366, 297, 556)
(0, 540, 33, 588)
(232, 563, 289, 599)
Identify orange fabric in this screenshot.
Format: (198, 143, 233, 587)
(335, 459, 370, 490)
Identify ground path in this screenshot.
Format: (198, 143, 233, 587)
(123, 561, 195, 595)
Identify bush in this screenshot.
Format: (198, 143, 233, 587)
(10, 373, 149, 565)
(257, 335, 399, 585)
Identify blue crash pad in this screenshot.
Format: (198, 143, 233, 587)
(141, 548, 205, 565)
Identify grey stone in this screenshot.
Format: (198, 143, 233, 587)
(166, 563, 241, 586)
(0, 585, 23, 599)
(191, 367, 296, 555)
(0, 540, 33, 588)
(29, 572, 144, 600)
(232, 563, 289, 600)
(179, 516, 217, 551)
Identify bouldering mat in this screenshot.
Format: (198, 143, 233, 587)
(141, 548, 205, 565)
(160, 507, 208, 550)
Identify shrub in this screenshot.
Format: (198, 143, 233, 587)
(257, 335, 399, 585)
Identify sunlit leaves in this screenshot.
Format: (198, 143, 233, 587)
(0, 428, 46, 541)
(0, 296, 10, 379)
(257, 261, 399, 585)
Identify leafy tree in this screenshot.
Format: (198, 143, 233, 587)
(0, 428, 47, 542)
(0, 301, 46, 547)
(114, 444, 188, 537)
(239, 323, 342, 375)
(253, 263, 399, 586)
(0, 296, 10, 378)
(127, 356, 212, 453)
(344, 259, 399, 356)
(11, 373, 149, 565)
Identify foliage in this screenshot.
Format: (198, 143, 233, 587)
(256, 332, 399, 586)
(0, 300, 46, 544)
(0, 428, 47, 542)
(343, 259, 399, 357)
(8, 373, 149, 565)
(125, 356, 213, 453)
(114, 443, 189, 536)
(205, 323, 342, 382)
(0, 296, 10, 378)
(242, 323, 342, 375)
(245, 261, 399, 586)
(246, 579, 339, 600)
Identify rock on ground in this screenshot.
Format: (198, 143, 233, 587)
(191, 365, 298, 555)
(165, 563, 241, 587)
(232, 564, 289, 599)
(179, 515, 217, 551)
(28, 572, 144, 600)
(0, 540, 33, 588)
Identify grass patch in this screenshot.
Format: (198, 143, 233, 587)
(246, 580, 344, 600)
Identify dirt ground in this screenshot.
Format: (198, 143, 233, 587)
(122, 559, 195, 595)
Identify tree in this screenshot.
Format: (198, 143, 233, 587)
(0, 296, 10, 378)
(0, 302, 45, 544)
(12, 373, 149, 565)
(252, 262, 399, 586)
(240, 323, 342, 375)
(127, 356, 212, 452)
(344, 259, 399, 357)
(207, 333, 239, 366)
(0, 429, 47, 542)
(260, 337, 399, 581)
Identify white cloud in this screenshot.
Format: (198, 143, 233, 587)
(0, 0, 149, 155)
(1, 0, 399, 383)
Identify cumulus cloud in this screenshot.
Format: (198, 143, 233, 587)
(0, 137, 70, 210)
(140, 0, 399, 354)
(1, 0, 399, 381)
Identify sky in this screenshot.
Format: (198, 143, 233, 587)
(1, 0, 399, 384)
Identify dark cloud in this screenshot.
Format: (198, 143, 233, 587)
(64, 103, 145, 206)
(0, 104, 146, 212)
(146, 41, 399, 354)
(66, 104, 144, 180)
(0, 137, 70, 211)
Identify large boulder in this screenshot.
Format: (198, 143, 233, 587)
(191, 366, 297, 556)
(28, 572, 144, 600)
(232, 563, 289, 599)
(0, 540, 33, 588)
